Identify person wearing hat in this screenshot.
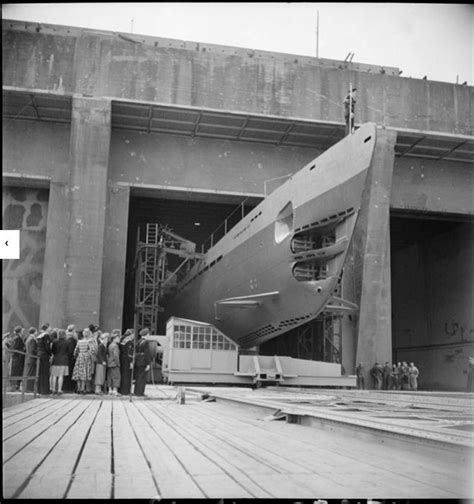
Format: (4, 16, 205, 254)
(24, 327, 38, 393)
(133, 328, 152, 396)
(343, 87, 357, 136)
(119, 329, 134, 395)
(9, 326, 25, 391)
(36, 324, 52, 395)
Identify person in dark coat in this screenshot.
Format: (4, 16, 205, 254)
(382, 361, 392, 390)
(51, 329, 70, 395)
(133, 328, 152, 397)
(119, 329, 134, 395)
(370, 362, 383, 390)
(24, 327, 38, 392)
(63, 325, 77, 392)
(107, 330, 121, 396)
(396, 361, 404, 390)
(355, 362, 365, 390)
(391, 364, 399, 390)
(36, 324, 52, 395)
(9, 326, 25, 391)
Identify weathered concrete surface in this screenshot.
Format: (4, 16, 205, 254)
(62, 97, 111, 327)
(392, 222, 474, 390)
(391, 156, 474, 215)
(2, 187, 49, 332)
(99, 183, 130, 330)
(354, 128, 397, 383)
(2, 19, 473, 135)
(109, 130, 319, 196)
(39, 182, 70, 327)
(2, 120, 70, 180)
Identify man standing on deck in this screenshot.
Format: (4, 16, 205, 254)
(382, 361, 392, 390)
(343, 87, 357, 136)
(133, 328, 152, 397)
(370, 362, 383, 390)
(408, 362, 419, 390)
(9, 326, 25, 391)
(355, 362, 365, 389)
(24, 327, 38, 392)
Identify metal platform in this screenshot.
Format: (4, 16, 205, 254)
(186, 386, 474, 451)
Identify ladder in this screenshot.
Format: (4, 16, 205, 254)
(135, 224, 162, 333)
(134, 223, 202, 334)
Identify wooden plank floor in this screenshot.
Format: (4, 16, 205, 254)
(3, 389, 472, 499)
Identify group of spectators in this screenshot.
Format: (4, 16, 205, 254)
(356, 361, 420, 390)
(2, 323, 153, 397)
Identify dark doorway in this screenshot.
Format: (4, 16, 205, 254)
(390, 212, 474, 390)
(122, 195, 254, 333)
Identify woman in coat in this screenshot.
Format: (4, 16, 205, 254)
(50, 329, 70, 395)
(72, 328, 93, 394)
(36, 325, 52, 395)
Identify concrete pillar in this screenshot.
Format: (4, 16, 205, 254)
(62, 97, 111, 328)
(39, 181, 70, 327)
(100, 183, 130, 331)
(354, 127, 397, 388)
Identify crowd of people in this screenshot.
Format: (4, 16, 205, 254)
(355, 361, 420, 390)
(2, 323, 153, 397)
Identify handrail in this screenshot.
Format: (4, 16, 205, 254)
(200, 198, 250, 254)
(3, 348, 40, 405)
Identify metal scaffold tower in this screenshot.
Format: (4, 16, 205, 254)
(134, 223, 201, 334)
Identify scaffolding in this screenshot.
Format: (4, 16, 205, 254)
(134, 223, 201, 334)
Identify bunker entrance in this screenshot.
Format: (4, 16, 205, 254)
(122, 194, 254, 334)
(390, 213, 474, 391)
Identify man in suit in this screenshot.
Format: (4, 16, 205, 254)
(133, 328, 152, 397)
(24, 327, 38, 392)
(382, 361, 392, 390)
(355, 362, 365, 390)
(9, 326, 25, 391)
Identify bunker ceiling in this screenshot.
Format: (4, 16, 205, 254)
(3, 89, 474, 163)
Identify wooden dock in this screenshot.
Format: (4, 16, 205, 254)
(3, 385, 473, 499)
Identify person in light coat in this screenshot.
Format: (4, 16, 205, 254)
(408, 362, 419, 390)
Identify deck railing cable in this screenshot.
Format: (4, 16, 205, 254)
(200, 198, 250, 254)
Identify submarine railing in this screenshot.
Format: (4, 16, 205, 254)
(200, 198, 251, 254)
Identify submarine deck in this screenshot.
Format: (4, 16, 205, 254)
(3, 385, 473, 499)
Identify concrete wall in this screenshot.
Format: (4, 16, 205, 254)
(109, 130, 319, 195)
(391, 156, 474, 215)
(3, 119, 70, 179)
(3, 20, 473, 135)
(2, 187, 49, 331)
(392, 223, 474, 390)
(353, 128, 397, 380)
